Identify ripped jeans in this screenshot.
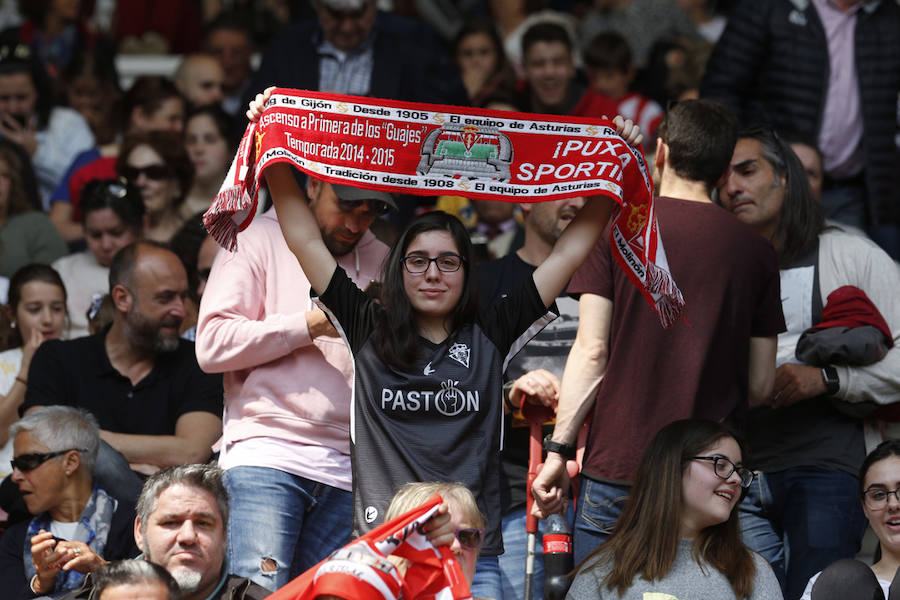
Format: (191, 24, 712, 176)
(223, 466, 353, 590)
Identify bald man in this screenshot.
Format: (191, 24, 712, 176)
(22, 241, 223, 503)
(174, 54, 225, 108)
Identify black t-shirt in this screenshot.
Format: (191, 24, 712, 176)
(316, 266, 555, 555)
(478, 252, 578, 513)
(22, 331, 223, 434)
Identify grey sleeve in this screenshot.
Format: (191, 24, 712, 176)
(750, 553, 785, 600)
(566, 569, 604, 600)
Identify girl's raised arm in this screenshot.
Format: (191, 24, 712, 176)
(532, 116, 640, 307)
(532, 194, 615, 307)
(247, 88, 337, 294)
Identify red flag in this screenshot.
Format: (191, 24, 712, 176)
(266, 494, 470, 600)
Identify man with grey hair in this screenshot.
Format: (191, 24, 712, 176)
(174, 54, 226, 109)
(22, 242, 223, 505)
(61, 464, 269, 600)
(0, 407, 138, 598)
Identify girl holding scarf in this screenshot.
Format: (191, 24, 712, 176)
(245, 88, 640, 597)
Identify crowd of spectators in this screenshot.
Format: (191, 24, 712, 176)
(0, 1, 894, 600)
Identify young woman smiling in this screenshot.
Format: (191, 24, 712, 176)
(567, 420, 782, 600)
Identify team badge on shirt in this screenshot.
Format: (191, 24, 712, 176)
(448, 343, 470, 368)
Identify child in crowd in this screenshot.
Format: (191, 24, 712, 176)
(577, 31, 664, 153)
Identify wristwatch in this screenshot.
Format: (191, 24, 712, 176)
(543, 434, 576, 460)
(822, 366, 840, 396)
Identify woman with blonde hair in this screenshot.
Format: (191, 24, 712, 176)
(386, 482, 486, 587)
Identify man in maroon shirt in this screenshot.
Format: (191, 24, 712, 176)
(532, 100, 785, 563)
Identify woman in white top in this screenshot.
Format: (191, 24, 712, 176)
(52, 179, 144, 339)
(801, 440, 900, 599)
(0, 264, 68, 475)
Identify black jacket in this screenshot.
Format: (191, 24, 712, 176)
(701, 0, 900, 225)
(247, 12, 467, 108)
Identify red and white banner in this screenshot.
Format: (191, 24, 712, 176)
(204, 89, 684, 326)
(265, 494, 470, 600)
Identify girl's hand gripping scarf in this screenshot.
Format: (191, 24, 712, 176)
(265, 494, 470, 600)
(204, 89, 684, 327)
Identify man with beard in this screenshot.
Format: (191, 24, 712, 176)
(22, 241, 223, 507)
(61, 464, 270, 600)
(196, 178, 392, 590)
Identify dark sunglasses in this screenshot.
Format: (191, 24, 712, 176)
(455, 527, 483, 550)
(337, 198, 391, 217)
(11, 449, 84, 472)
(121, 164, 171, 181)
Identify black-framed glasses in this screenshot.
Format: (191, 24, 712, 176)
(402, 254, 465, 274)
(11, 449, 85, 472)
(455, 528, 483, 550)
(120, 164, 171, 181)
(690, 456, 754, 488)
(337, 198, 391, 217)
(863, 487, 900, 510)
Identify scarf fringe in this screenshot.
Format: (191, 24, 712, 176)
(203, 184, 250, 251)
(646, 261, 686, 328)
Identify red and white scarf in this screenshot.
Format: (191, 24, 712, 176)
(204, 89, 684, 326)
(265, 494, 470, 600)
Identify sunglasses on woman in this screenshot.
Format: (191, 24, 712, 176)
(455, 527, 483, 550)
(11, 449, 83, 472)
(120, 164, 171, 181)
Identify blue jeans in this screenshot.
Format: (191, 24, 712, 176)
(471, 554, 502, 600)
(498, 508, 545, 600)
(223, 466, 353, 590)
(573, 477, 630, 566)
(739, 468, 867, 600)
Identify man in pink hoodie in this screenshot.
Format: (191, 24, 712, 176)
(195, 177, 392, 590)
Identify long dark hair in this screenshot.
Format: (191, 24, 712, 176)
(586, 419, 757, 598)
(374, 211, 478, 369)
(0, 145, 35, 219)
(739, 125, 824, 266)
(0, 264, 67, 350)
